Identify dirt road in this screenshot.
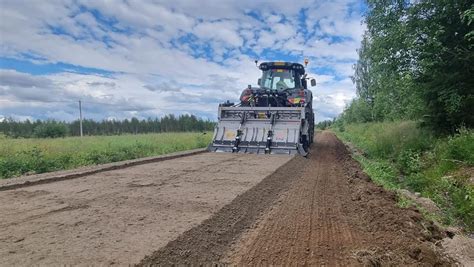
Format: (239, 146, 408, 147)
(1, 132, 453, 265)
(141, 132, 451, 266)
(0, 153, 292, 265)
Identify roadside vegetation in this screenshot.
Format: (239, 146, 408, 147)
(326, 1, 473, 231)
(0, 132, 211, 179)
(0, 114, 214, 179)
(331, 121, 473, 231)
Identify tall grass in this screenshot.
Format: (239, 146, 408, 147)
(334, 121, 474, 232)
(336, 121, 434, 159)
(0, 132, 211, 179)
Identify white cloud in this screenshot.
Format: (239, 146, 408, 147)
(314, 74, 336, 85)
(311, 78, 356, 122)
(193, 20, 243, 47)
(0, 0, 365, 121)
(273, 23, 295, 40)
(267, 14, 284, 23)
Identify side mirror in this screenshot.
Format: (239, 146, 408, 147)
(258, 78, 262, 86)
(310, 79, 316, 87)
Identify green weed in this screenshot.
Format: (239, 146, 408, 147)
(397, 194, 415, 209)
(354, 155, 399, 190)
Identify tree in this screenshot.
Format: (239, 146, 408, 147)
(410, 0, 474, 132)
(0, 115, 215, 138)
(346, 0, 473, 132)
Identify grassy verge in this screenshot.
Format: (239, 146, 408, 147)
(332, 121, 474, 232)
(0, 132, 212, 179)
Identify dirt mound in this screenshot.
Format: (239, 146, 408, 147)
(442, 233, 474, 266)
(140, 131, 452, 266)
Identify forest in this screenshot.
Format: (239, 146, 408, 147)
(0, 114, 215, 138)
(342, 0, 473, 131)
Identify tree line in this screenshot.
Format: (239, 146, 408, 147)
(343, 0, 473, 132)
(0, 114, 215, 138)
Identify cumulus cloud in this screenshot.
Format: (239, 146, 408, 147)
(0, 70, 60, 102)
(143, 83, 182, 93)
(193, 20, 243, 47)
(0, 0, 365, 122)
(0, 69, 53, 89)
(312, 78, 356, 121)
(0, 70, 156, 120)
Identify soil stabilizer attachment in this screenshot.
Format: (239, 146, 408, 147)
(208, 106, 309, 156)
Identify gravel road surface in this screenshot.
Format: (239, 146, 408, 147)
(141, 132, 452, 266)
(0, 153, 292, 265)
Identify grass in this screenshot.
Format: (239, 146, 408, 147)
(353, 154, 400, 190)
(0, 132, 212, 179)
(397, 193, 415, 208)
(333, 121, 474, 232)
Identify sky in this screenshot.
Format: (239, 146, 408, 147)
(0, 0, 366, 123)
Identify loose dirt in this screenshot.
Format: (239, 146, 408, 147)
(0, 153, 292, 265)
(442, 233, 474, 266)
(140, 131, 452, 266)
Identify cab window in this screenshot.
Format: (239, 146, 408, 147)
(261, 69, 296, 90)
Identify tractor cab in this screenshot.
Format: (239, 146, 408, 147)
(258, 62, 307, 90)
(240, 62, 316, 108)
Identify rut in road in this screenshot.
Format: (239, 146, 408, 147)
(226, 131, 448, 265)
(140, 131, 451, 266)
(228, 131, 362, 265)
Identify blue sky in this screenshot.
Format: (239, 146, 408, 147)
(0, 0, 366, 122)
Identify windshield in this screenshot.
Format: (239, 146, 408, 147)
(261, 69, 296, 90)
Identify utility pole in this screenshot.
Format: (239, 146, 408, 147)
(79, 100, 83, 137)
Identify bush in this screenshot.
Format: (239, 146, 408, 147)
(439, 127, 474, 165)
(33, 123, 69, 138)
(397, 150, 422, 175)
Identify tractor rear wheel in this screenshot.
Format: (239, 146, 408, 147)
(301, 134, 309, 154)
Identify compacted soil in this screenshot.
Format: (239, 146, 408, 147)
(0, 153, 292, 265)
(140, 131, 451, 266)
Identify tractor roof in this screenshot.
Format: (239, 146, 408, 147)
(259, 62, 305, 74)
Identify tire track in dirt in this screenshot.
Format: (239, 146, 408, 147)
(140, 131, 452, 266)
(226, 131, 451, 266)
(227, 131, 364, 265)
